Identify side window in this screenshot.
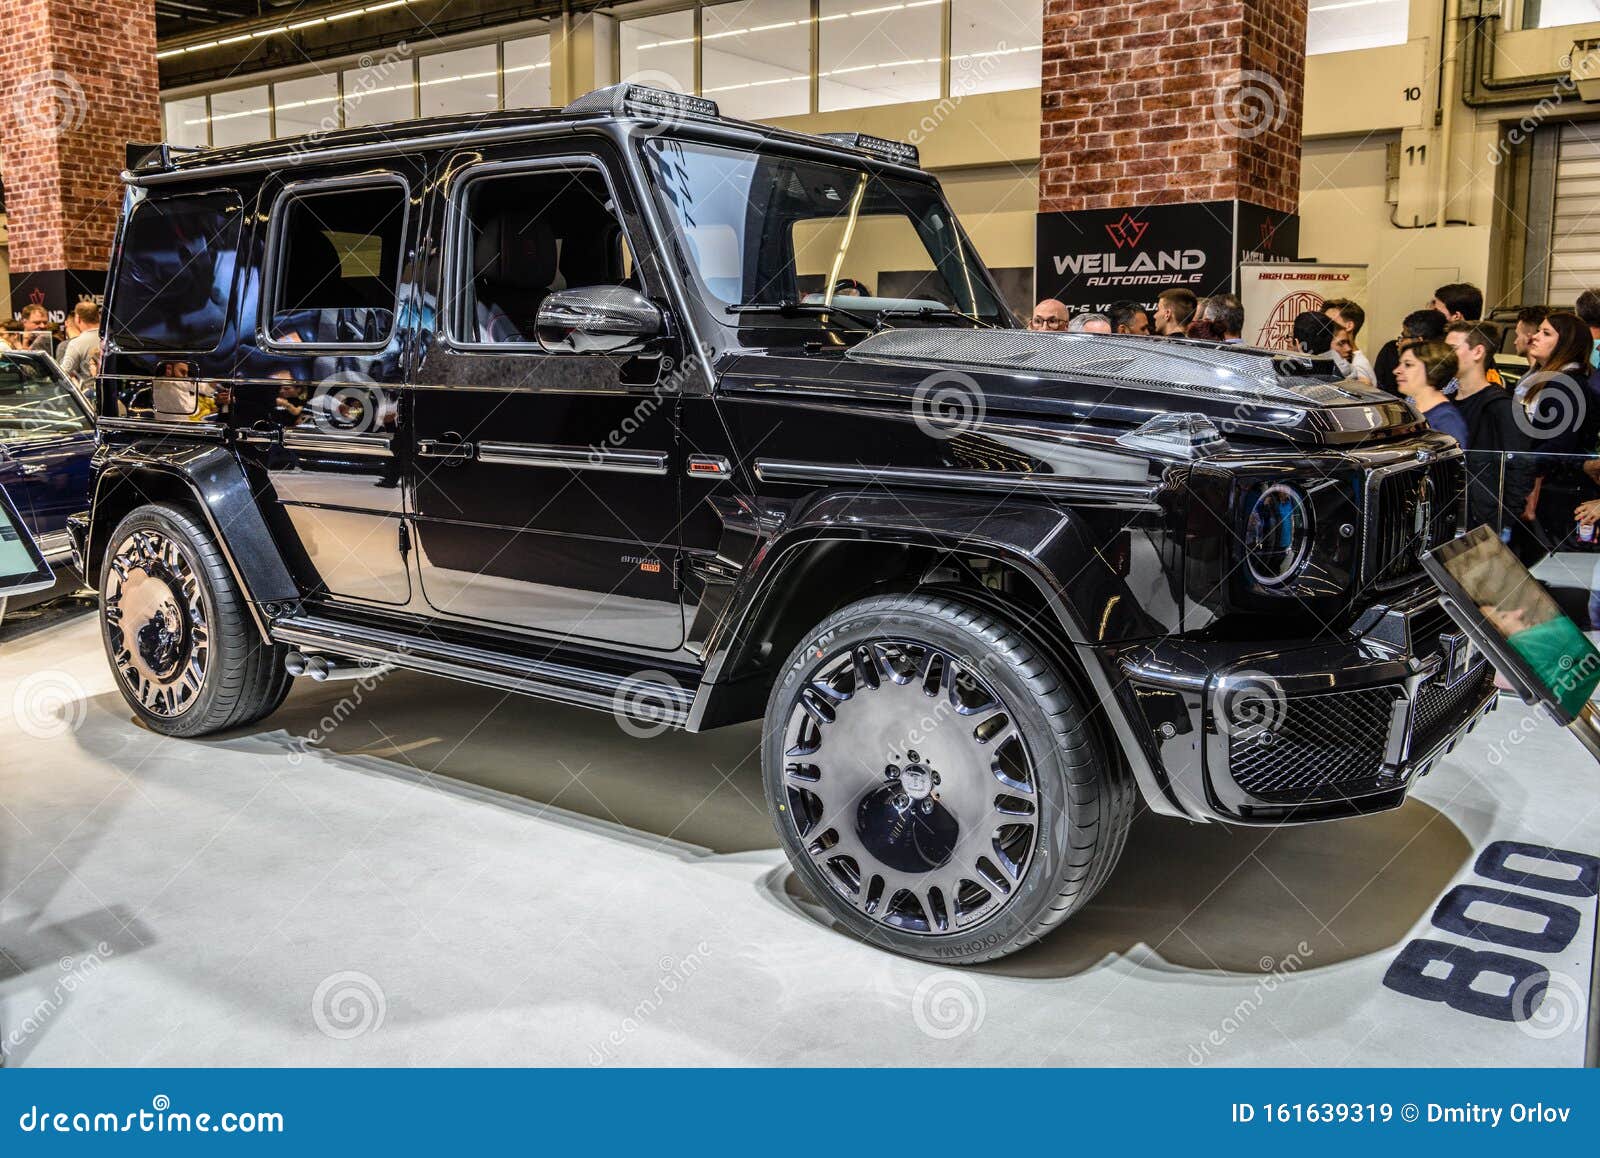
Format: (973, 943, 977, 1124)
(109, 191, 242, 352)
(269, 182, 407, 347)
(452, 166, 635, 345)
(0, 355, 93, 439)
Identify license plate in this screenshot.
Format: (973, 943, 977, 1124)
(1440, 631, 1479, 688)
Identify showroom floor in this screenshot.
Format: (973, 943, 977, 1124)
(1, 605, 1595, 1067)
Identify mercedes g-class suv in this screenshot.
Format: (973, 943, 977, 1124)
(75, 84, 1496, 963)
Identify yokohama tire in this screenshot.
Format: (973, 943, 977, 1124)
(763, 592, 1135, 964)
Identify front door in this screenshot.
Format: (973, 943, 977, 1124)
(409, 145, 685, 652)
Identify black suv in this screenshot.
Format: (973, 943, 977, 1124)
(74, 85, 1496, 963)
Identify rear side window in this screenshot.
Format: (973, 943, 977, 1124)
(268, 182, 407, 347)
(110, 192, 243, 352)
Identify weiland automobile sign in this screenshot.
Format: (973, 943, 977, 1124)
(1036, 201, 1298, 313)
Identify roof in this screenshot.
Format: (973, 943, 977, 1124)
(130, 85, 925, 184)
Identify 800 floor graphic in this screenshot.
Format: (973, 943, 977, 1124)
(1382, 841, 1598, 1025)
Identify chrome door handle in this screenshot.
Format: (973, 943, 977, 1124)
(19, 463, 47, 476)
(416, 439, 475, 462)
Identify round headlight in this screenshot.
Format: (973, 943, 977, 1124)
(1243, 482, 1312, 588)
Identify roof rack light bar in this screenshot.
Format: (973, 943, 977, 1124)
(562, 84, 720, 123)
(817, 132, 920, 168)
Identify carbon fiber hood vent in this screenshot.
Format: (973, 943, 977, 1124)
(845, 330, 1389, 410)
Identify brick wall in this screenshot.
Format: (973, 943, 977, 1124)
(0, 0, 159, 272)
(1040, 0, 1306, 214)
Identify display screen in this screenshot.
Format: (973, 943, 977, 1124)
(1427, 526, 1600, 721)
(0, 485, 54, 598)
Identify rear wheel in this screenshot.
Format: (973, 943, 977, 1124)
(763, 592, 1134, 964)
(99, 503, 291, 737)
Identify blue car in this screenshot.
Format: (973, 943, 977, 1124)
(0, 350, 95, 624)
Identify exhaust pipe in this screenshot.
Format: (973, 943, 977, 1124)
(284, 652, 390, 682)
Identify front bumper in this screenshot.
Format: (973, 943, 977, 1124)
(1117, 590, 1498, 823)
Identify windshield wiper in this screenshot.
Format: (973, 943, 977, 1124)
(875, 306, 997, 329)
(726, 300, 881, 332)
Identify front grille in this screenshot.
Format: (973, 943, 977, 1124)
(1412, 664, 1496, 754)
(1367, 456, 1466, 587)
(1228, 687, 1397, 804)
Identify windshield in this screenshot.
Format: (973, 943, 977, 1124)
(641, 138, 1007, 333)
(0, 355, 92, 441)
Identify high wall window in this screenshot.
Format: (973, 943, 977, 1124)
(612, 1, 1042, 116)
(818, 0, 943, 111)
(160, 30, 553, 147)
(342, 61, 414, 127)
(1307, 0, 1408, 56)
(273, 74, 339, 139)
(504, 35, 553, 109)
(1529, 1, 1600, 29)
(163, 95, 207, 148)
(159, 2, 1048, 141)
(421, 45, 499, 117)
(701, 0, 811, 120)
(951, 0, 1043, 96)
(208, 85, 269, 147)
(620, 9, 697, 95)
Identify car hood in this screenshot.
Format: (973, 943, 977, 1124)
(840, 329, 1414, 445)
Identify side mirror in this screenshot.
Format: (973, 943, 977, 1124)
(535, 286, 663, 355)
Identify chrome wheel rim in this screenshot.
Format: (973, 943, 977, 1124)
(104, 529, 210, 718)
(781, 639, 1039, 935)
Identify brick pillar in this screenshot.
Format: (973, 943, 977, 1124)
(0, 1, 159, 321)
(1036, 1, 1306, 313)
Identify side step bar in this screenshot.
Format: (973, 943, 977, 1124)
(270, 615, 696, 728)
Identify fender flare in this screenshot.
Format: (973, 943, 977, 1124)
(691, 489, 1189, 818)
(86, 440, 300, 639)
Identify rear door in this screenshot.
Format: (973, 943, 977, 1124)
(231, 167, 422, 608)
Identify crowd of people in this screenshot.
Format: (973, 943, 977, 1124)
(1028, 280, 1600, 568)
(1, 301, 103, 387)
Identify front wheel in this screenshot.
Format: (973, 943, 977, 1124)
(763, 593, 1134, 964)
(99, 503, 291, 737)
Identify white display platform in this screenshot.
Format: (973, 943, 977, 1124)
(1, 612, 1594, 1066)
